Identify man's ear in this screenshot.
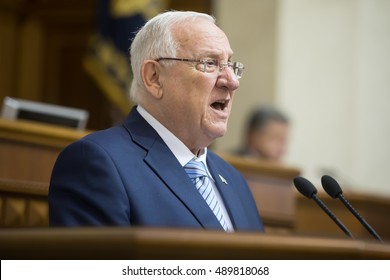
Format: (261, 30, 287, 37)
(141, 60, 163, 99)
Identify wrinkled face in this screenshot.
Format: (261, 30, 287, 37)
(157, 19, 240, 153)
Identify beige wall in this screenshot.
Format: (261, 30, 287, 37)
(213, 0, 278, 152)
(214, 0, 390, 195)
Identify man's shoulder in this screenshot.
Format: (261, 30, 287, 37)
(207, 150, 240, 173)
(79, 107, 144, 141)
(82, 124, 128, 144)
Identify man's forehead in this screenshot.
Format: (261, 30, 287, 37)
(172, 20, 233, 57)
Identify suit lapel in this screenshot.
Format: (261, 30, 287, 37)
(207, 156, 250, 230)
(123, 108, 223, 230)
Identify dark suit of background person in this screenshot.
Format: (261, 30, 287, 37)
(49, 11, 264, 232)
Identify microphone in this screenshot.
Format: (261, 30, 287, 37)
(293, 176, 354, 238)
(321, 175, 382, 242)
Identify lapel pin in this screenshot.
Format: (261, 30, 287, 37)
(219, 174, 228, 185)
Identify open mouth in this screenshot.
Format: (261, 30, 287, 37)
(211, 100, 228, 111)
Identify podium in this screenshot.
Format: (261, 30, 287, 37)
(1, 227, 389, 259)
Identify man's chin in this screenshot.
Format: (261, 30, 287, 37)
(207, 125, 228, 140)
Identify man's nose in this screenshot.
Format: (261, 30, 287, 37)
(216, 66, 240, 91)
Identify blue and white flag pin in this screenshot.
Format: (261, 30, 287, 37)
(219, 174, 228, 184)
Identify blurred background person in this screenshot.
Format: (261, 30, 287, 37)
(235, 106, 290, 163)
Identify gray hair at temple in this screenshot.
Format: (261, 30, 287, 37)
(129, 11, 215, 104)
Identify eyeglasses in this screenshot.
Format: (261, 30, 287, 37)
(155, 57, 244, 79)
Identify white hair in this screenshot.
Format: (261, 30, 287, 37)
(129, 11, 215, 104)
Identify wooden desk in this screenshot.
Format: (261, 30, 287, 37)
(0, 118, 90, 182)
(0, 227, 389, 259)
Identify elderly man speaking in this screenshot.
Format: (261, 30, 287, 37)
(49, 11, 263, 232)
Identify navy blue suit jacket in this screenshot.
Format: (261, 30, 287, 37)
(49, 108, 263, 232)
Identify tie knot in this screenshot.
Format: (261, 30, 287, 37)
(184, 159, 208, 179)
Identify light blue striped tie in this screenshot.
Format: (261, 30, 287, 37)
(184, 159, 228, 231)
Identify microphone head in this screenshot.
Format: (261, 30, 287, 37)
(321, 175, 343, 198)
(293, 176, 318, 198)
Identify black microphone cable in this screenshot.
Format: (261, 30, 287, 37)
(321, 175, 382, 242)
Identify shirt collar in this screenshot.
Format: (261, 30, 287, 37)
(137, 105, 207, 167)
